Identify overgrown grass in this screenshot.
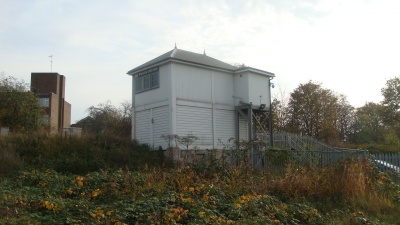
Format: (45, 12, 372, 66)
(0, 162, 399, 224)
(0, 133, 399, 224)
(267, 159, 400, 222)
(0, 132, 165, 176)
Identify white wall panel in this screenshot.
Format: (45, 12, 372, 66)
(176, 105, 213, 148)
(175, 64, 212, 103)
(152, 106, 169, 149)
(234, 73, 249, 106)
(216, 109, 235, 147)
(234, 72, 271, 108)
(213, 71, 234, 105)
(135, 110, 150, 144)
(248, 73, 270, 108)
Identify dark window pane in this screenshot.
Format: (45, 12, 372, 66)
(135, 77, 142, 92)
(151, 73, 159, 88)
(143, 75, 150, 89)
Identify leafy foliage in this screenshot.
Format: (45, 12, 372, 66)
(272, 79, 400, 151)
(74, 101, 131, 138)
(352, 102, 386, 144)
(286, 81, 340, 144)
(381, 76, 400, 137)
(0, 73, 44, 132)
(336, 94, 356, 143)
(382, 76, 400, 118)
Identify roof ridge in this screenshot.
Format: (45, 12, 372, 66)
(127, 48, 237, 75)
(171, 47, 178, 58)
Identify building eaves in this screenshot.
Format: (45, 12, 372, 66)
(126, 49, 174, 75)
(234, 67, 275, 78)
(127, 48, 237, 75)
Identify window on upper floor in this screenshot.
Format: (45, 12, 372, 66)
(135, 67, 159, 93)
(38, 98, 49, 107)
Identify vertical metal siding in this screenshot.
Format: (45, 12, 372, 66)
(135, 110, 150, 144)
(176, 105, 213, 147)
(152, 106, 169, 149)
(175, 64, 212, 102)
(239, 116, 248, 141)
(216, 109, 235, 147)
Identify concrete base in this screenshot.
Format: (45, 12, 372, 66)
(165, 148, 231, 163)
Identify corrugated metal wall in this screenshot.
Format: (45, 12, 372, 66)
(135, 109, 150, 144)
(176, 105, 213, 148)
(216, 109, 235, 147)
(152, 106, 169, 149)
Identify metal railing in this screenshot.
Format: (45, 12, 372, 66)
(247, 149, 369, 169)
(257, 132, 339, 152)
(370, 152, 400, 183)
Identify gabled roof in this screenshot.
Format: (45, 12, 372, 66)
(126, 47, 275, 78)
(127, 48, 237, 75)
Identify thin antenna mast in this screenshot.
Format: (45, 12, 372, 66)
(49, 55, 53, 72)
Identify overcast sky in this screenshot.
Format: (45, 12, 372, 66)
(1, 0, 399, 123)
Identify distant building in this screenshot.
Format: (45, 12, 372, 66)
(0, 126, 9, 136)
(127, 47, 274, 150)
(31, 72, 71, 133)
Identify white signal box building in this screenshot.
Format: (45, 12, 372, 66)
(127, 47, 274, 150)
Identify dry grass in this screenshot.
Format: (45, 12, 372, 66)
(267, 159, 375, 201)
(0, 141, 22, 177)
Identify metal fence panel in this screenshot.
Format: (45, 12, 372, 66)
(371, 153, 400, 183)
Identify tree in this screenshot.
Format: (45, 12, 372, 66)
(287, 81, 339, 144)
(272, 86, 290, 132)
(382, 76, 400, 113)
(0, 73, 44, 132)
(119, 100, 132, 136)
(336, 95, 356, 143)
(75, 101, 131, 137)
(351, 102, 385, 144)
(381, 76, 400, 135)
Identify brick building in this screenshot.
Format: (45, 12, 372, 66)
(31, 72, 71, 132)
